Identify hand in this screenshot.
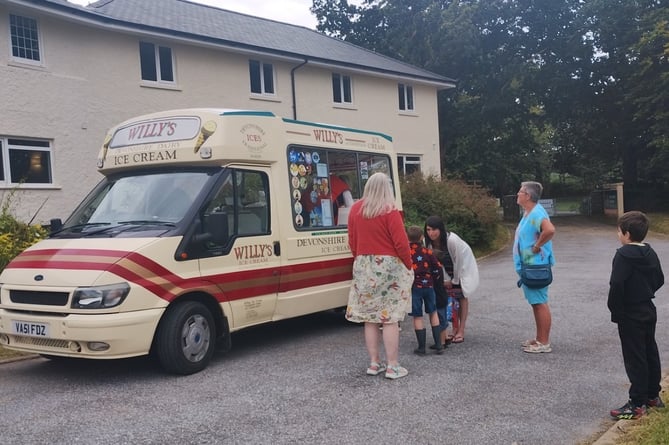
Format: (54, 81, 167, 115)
(444, 280, 453, 289)
(531, 244, 540, 254)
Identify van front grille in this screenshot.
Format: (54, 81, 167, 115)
(9, 290, 69, 306)
(13, 335, 70, 350)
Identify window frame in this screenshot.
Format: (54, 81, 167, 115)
(398, 83, 415, 112)
(0, 136, 55, 187)
(397, 155, 422, 177)
(249, 59, 276, 96)
(288, 145, 394, 230)
(332, 72, 353, 105)
(139, 41, 176, 84)
(9, 13, 43, 65)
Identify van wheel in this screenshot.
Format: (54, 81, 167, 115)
(155, 301, 215, 375)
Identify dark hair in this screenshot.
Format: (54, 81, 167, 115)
(424, 215, 449, 249)
(407, 225, 423, 243)
(618, 210, 649, 242)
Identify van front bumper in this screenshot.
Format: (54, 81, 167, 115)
(0, 308, 164, 359)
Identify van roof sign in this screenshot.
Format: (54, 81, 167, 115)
(109, 116, 201, 148)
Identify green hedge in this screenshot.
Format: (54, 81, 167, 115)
(0, 193, 48, 272)
(400, 174, 501, 249)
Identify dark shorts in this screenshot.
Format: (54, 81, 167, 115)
(410, 287, 437, 316)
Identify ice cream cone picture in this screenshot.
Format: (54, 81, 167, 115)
(194, 120, 217, 153)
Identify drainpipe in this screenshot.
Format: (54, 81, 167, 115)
(291, 59, 309, 120)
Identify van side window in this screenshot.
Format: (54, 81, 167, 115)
(202, 169, 269, 250)
(288, 146, 391, 230)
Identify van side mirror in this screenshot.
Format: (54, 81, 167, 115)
(49, 218, 63, 234)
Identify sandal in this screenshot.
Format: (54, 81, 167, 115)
(366, 362, 387, 376)
(452, 335, 464, 343)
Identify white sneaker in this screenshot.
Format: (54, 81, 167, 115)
(385, 365, 408, 379)
(523, 341, 552, 353)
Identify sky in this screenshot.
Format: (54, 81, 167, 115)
(66, 0, 340, 29)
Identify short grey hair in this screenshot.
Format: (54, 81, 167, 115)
(521, 181, 543, 203)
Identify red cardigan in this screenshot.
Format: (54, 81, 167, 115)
(347, 200, 412, 270)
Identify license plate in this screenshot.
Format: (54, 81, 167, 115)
(11, 320, 50, 338)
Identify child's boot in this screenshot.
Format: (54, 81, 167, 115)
(414, 329, 426, 355)
(431, 325, 444, 354)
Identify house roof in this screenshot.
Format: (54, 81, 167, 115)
(26, 0, 455, 88)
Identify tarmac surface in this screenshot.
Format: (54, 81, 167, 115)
(1, 215, 668, 444)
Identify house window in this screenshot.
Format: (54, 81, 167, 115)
(398, 83, 414, 111)
(249, 60, 275, 95)
(139, 42, 174, 83)
(398, 155, 421, 176)
(332, 73, 352, 104)
(0, 137, 53, 185)
(9, 14, 41, 62)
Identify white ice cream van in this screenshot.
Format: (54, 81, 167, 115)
(0, 108, 402, 374)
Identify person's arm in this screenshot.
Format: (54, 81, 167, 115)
(387, 210, 412, 269)
(607, 252, 631, 322)
(531, 218, 556, 254)
(347, 203, 359, 257)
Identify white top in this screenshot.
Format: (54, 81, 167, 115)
(443, 232, 480, 297)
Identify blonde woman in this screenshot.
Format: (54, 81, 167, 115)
(346, 172, 414, 379)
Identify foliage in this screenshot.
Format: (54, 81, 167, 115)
(310, 0, 669, 197)
(0, 190, 48, 272)
(400, 174, 500, 249)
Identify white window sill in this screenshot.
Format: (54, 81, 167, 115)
(398, 110, 418, 117)
(0, 184, 61, 190)
(8, 59, 47, 71)
(250, 94, 282, 103)
(332, 103, 357, 111)
(140, 81, 182, 91)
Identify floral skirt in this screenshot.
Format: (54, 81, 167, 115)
(345, 255, 413, 324)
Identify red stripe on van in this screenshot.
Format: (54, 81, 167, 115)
(6, 248, 353, 303)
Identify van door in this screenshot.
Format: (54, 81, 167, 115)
(197, 167, 280, 329)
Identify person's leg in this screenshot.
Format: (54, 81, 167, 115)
(532, 302, 552, 344)
(381, 322, 401, 366)
(454, 297, 469, 340)
(364, 322, 382, 364)
(618, 320, 649, 406)
(645, 321, 662, 401)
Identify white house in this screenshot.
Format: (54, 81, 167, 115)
(1, 0, 455, 223)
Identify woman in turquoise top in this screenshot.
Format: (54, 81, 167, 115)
(514, 181, 556, 353)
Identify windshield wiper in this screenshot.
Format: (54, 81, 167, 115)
(51, 222, 111, 235)
(117, 220, 176, 226)
(78, 220, 177, 237)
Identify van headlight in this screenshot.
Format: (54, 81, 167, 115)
(72, 283, 130, 309)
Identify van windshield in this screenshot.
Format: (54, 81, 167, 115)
(61, 171, 211, 234)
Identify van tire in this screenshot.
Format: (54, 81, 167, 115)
(155, 301, 215, 375)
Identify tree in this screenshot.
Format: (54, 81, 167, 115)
(311, 0, 669, 196)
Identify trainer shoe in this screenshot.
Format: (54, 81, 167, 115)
(647, 396, 665, 409)
(366, 362, 386, 376)
(610, 401, 647, 420)
(523, 341, 552, 353)
(385, 365, 408, 380)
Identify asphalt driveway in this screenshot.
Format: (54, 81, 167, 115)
(1, 215, 668, 444)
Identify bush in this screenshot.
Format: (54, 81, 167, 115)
(0, 190, 48, 272)
(401, 174, 501, 249)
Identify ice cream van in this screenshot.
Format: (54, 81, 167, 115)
(0, 108, 402, 374)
